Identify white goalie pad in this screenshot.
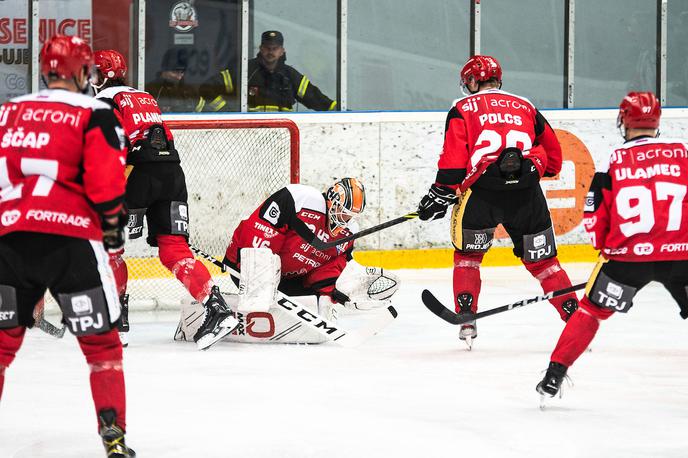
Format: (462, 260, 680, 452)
(238, 247, 281, 313)
(336, 261, 400, 302)
(174, 292, 327, 344)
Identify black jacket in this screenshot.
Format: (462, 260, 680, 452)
(247, 54, 336, 112)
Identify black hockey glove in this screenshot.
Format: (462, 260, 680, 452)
(101, 208, 128, 253)
(418, 184, 458, 221)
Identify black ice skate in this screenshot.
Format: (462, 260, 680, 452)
(99, 409, 136, 458)
(193, 286, 239, 350)
(536, 361, 569, 409)
(561, 298, 578, 321)
(457, 293, 477, 350)
(117, 294, 130, 348)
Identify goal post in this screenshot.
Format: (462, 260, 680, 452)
(123, 118, 300, 310)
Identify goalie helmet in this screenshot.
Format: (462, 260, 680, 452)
(460, 55, 502, 94)
(325, 178, 366, 237)
(40, 34, 93, 82)
(617, 91, 661, 134)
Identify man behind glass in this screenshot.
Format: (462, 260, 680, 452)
(248, 30, 337, 112)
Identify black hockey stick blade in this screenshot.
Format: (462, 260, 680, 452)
(422, 282, 587, 325)
(308, 212, 418, 251)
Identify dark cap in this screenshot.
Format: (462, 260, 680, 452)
(261, 30, 284, 46)
(161, 48, 188, 72)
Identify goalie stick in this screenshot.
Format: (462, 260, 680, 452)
(307, 212, 418, 251)
(422, 282, 586, 325)
(190, 245, 398, 347)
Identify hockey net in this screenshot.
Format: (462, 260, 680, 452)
(123, 118, 299, 310)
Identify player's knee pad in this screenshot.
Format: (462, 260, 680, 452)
(522, 226, 556, 262)
(77, 328, 123, 365)
(0, 285, 19, 328)
(579, 296, 614, 320)
(126, 208, 146, 240)
(336, 260, 399, 302)
(157, 234, 193, 268)
(586, 270, 638, 314)
(57, 287, 119, 336)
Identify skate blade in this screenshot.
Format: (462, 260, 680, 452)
(539, 393, 547, 410)
(196, 326, 233, 351)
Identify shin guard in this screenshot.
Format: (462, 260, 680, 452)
(523, 257, 579, 321)
(77, 328, 126, 431)
(108, 251, 129, 297)
(453, 251, 484, 313)
(157, 235, 214, 303)
(551, 302, 604, 367)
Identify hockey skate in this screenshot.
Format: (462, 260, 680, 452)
(457, 293, 477, 350)
(99, 409, 135, 458)
(193, 286, 239, 350)
(117, 294, 129, 348)
(536, 361, 569, 409)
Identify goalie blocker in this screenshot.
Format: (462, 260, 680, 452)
(175, 251, 399, 344)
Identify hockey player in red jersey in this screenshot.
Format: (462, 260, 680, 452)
(536, 92, 688, 398)
(0, 35, 134, 457)
(175, 178, 399, 343)
(91, 49, 239, 350)
(417, 55, 578, 349)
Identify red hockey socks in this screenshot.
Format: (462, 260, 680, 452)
(157, 235, 214, 303)
(0, 327, 26, 399)
(522, 257, 578, 321)
(453, 251, 484, 313)
(77, 328, 126, 431)
(108, 250, 129, 297)
(551, 307, 601, 367)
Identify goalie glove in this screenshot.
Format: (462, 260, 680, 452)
(418, 184, 458, 221)
(335, 261, 400, 310)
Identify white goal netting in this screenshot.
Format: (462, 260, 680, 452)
(123, 119, 299, 309)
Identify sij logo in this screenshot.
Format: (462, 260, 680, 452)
(605, 282, 623, 300)
(533, 234, 546, 249)
(71, 295, 93, 315)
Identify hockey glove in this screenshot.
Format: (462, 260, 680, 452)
(101, 208, 127, 253)
(418, 184, 458, 221)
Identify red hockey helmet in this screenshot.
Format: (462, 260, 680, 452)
(94, 49, 127, 79)
(617, 91, 661, 130)
(40, 34, 93, 80)
(460, 55, 502, 89)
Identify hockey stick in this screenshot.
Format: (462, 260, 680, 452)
(307, 212, 418, 251)
(422, 282, 586, 325)
(190, 245, 398, 347)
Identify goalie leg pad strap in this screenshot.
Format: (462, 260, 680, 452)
(238, 248, 281, 313)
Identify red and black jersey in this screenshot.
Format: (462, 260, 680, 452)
(96, 86, 179, 164)
(225, 184, 355, 296)
(436, 89, 562, 192)
(0, 89, 127, 241)
(583, 136, 688, 262)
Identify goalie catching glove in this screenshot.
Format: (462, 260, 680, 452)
(418, 184, 458, 221)
(334, 261, 400, 310)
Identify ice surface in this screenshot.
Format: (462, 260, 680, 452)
(1, 263, 687, 458)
